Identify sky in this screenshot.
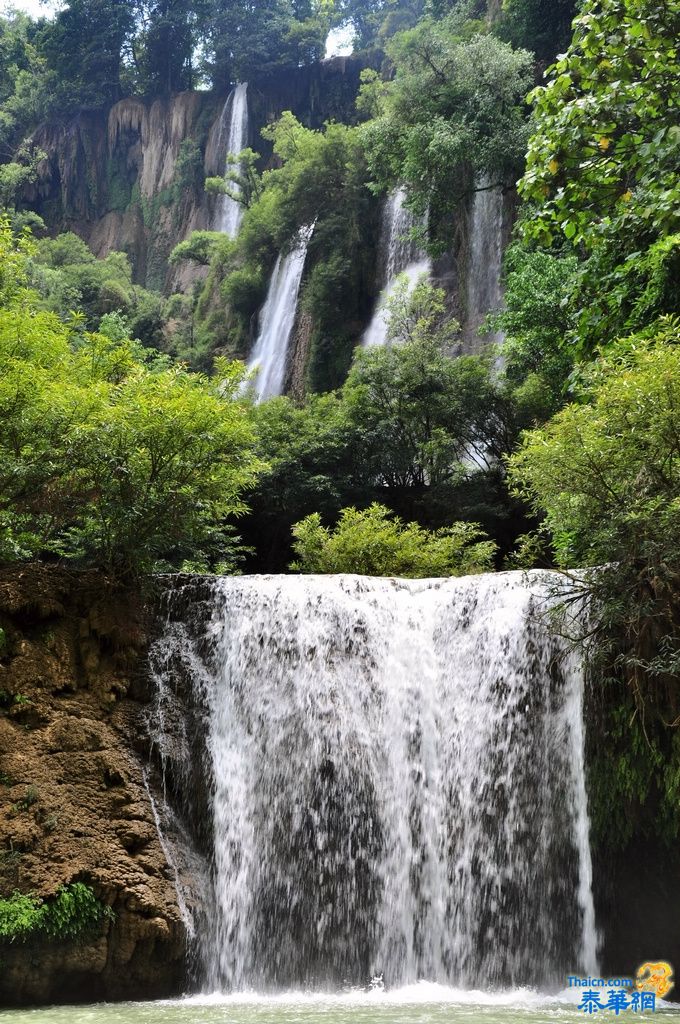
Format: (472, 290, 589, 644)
(325, 25, 354, 58)
(3, 0, 61, 15)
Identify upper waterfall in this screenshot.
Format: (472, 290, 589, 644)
(213, 83, 249, 240)
(465, 179, 506, 352)
(149, 570, 599, 994)
(245, 224, 314, 403)
(363, 188, 431, 348)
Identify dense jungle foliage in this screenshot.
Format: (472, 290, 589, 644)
(1, 0, 679, 843)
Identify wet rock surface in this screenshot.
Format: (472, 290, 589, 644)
(0, 567, 186, 1006)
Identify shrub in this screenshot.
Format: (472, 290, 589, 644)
(290, 503, 496, 578)
(0, 883, 113, 943)
(508, 319, 680, 700)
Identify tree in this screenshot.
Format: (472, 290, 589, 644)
(3, 0, 331, 105)
(342, 283, 513, 488)
(509, 319, 680, 567)
(335, 0, 424, 48)
(33, 235, 136, 321)
(26, 231, 166, 348)
(496, 0, 577, 63)
(136, 0, 207, 94)
(0, 144, 43, 215)
(291, 502, 496, 576)
(257, 112, 371, 234)
(63, 357, 262, 575)
(187, 113, 376, 375)
(363, 18, 533, 249)
(0, 12, 49, 154)
(490, 245, 578, 421)
(240, 392, 361, 570)
(508, 319, 680, 677)
(205, 148, 263, 211)
(382, 272, 459, 347)
(205, 0, 329, 86)
(521, 0, 680, 252)
(508, 319, 680, 845)
(0, 217, 262, 577)
(37, 0, 136, 109)
(238, 277, 523, 570)
(519, 0, 680, 353)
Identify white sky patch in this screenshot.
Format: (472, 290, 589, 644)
(325, 25, 354, 58)
(2, 0, 62, 17)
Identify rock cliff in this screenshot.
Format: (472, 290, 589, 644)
(0, 567, 185, 1006)
(24, 58, 371, 295)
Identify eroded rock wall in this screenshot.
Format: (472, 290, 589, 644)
(23, 58, 371, 296)
(0, 567, 186, 1006)
(27, 92, 219, 294)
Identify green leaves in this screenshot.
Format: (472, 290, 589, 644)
(0, 883, 113, 944)
(242, 276, 520, 571)
(489, 245, 578, 420)
(508, 320, 680, 800)
(290, 503, 496, 577)
(343, 297, 512, 487)
(0, 216, 263, 577)
(517, 0, 680, 357)
(363, 24, 534, 244)
(40, 883, 114, 940)
(193, 112, 376, 376)
(497, 0, 577, 62)
(520, 0, 680, 253)
(508, 319, 680, 573)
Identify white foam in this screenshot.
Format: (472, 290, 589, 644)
(168, 982, 571, 1008)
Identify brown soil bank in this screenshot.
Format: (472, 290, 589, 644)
(0, 566, 185, 1006)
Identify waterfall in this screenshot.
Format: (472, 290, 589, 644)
(382, 188, 425, 285)
(363, 188, 431, 348)
(246, 224, 314, 403)
(465, 178, 505, 351)
(213, 83, 249, 240)
(149, 570, 599, 993)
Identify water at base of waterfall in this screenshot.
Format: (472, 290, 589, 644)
(149, 571, 599, 996)
(4, 987, 667, 1024)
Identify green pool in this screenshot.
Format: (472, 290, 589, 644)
(0, 987, 676, 1024)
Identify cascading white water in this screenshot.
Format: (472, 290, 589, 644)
(213, 83, 249, 240)
(246, 224, 314, 403)
(363, 188, 431, 348)
(149, 570, 599, 993)
(382, 189, 425, 285)
(466, 179, 505, 351)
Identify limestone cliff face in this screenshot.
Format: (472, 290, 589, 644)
(22, 53, 511, 380)
(0, 567, 186, 1006)
(24, 58, 371, 296)
(27, 92, 219, 294)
